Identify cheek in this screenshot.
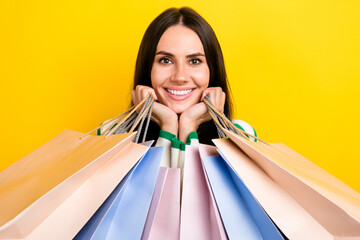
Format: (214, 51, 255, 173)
(150, 66, 161, 89)
(192, 66, 210, 89)
(150, 65, 170, 89)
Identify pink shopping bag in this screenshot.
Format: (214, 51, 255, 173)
(180, 145, 227, 240)
(142, 167, 181, 240)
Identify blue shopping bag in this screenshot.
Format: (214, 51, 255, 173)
(202, 154, 284, 240)
(74, 165, 134, 239)
(74, 146, 164, 240)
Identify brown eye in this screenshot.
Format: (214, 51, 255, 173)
(189, 59, 202, 65)
(159, 57, 172, 64)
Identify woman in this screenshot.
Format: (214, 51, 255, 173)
(101, 7, 257, 167)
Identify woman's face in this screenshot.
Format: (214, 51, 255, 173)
(151, 25, 210, 114)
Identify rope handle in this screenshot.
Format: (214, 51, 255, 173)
(83, 93, 266, 144)
(203, 97, 268, 144)
(81, 107, 134, 139)
(81, 94, 153, 141)
(105, 94, 153, 139)
(104, 94, 152, 136)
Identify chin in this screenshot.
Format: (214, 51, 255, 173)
(167, 104, 188, 114)
(173, 107, 186, 114)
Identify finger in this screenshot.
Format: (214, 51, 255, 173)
(208, 88, 218, 105)
(149, 89, 158, 101)
(135, 85, 142, 105)
(139, 86, 158, 101)
(213, 88, 225, 113)
(202, 87, 214, 101)
(220, 92, 226, 113)
(215, 87, 222, 108)
(205, 87, 225, 113)
(201, 90, 207, 101)
(135, 85, 149, 110)
(131, 90, 136, 105)
(140, 87, 149, 101)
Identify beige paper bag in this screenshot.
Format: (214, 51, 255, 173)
(0, 129, 146, 239)
(216, 129, 360, 239)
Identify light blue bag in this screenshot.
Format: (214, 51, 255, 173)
(74, 146, 164, 240)
(202, 154, 284, 240)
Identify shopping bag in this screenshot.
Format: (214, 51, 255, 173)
(0, 95, 155, 239)
(224, 129, 360, 238)
(204, 96, 360, 239)
(214, 138, 335, 239)
(141, 167, 181, 240)
(33, 141, 149, 240)
(0, 129, 143, 239)
(197, 144, 228, 240)
(74, 146, 163, 240)
(180, 145, 227, 240)
(142, 113, 181, 240)
(74, 141, 154, 239)
(200, 145, 284, 240)
(73, 159, 136, 240)
(142, 167, 169, 239)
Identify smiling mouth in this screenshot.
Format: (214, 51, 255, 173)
(166, 88, 194, 96)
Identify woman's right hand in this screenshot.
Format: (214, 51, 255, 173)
(132, 85, 178, 135)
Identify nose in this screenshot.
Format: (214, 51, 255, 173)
(170, 63, 188, 84)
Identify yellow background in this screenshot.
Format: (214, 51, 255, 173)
(1, 1, 359, 191)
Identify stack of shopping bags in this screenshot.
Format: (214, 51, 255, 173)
(1, 95, 359, 239)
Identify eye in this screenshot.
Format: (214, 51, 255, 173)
(159, 57, 172, 64)
(189, 58, 202, 65)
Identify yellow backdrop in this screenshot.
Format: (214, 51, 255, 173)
(1, 0, 359, 191)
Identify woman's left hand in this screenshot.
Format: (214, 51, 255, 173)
(178, 87, 226, 142)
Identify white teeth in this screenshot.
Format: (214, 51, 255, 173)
(167, 89, 193, 96)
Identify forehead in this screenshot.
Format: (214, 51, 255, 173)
(156, 25, 205, 54)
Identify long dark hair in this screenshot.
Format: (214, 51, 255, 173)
(133, 7, 233, 144)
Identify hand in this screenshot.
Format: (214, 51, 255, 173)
(132, 85, 178, 135)
(178, 87, 226, 142)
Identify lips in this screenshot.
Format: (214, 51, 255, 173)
(163, 88, 195, 101)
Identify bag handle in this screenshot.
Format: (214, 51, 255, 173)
(203, 96, 268, 144)
(85, 94, 265, 143)
(105, 95, 154, 136)
(82, 108, 133, 138)
(82, 94, 154, 143)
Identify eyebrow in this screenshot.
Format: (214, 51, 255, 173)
(155, 51, 205, 58)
